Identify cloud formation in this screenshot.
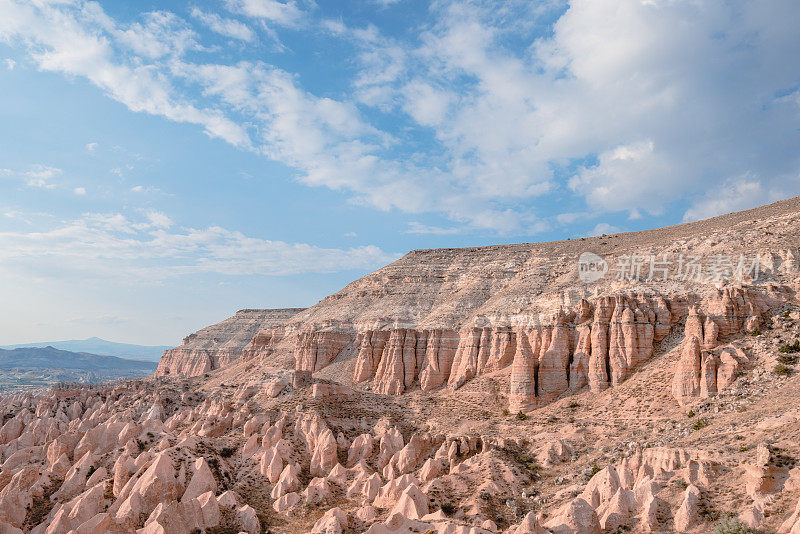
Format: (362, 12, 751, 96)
(0, 212, 398, 282)
(0, 0, 798, 232)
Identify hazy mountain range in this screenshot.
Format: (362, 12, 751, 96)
(0, 337, 169, 362)
(0, 346, 157, 389)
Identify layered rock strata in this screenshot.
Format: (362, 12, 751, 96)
(156, 308, 304, 377)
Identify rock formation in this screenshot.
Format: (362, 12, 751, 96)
(156, 308, 303, 377)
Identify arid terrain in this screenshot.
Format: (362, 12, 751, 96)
(2, 197, 800, 533)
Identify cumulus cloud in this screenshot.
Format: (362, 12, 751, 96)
(682, 176, 784, 222)
(4, 58, 14, 70)
(0, 212, 398, 281)
(73, 187, 86, 195)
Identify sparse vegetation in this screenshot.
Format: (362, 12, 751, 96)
(589, 464, 602, 478)
(674, 479, 688, 489)
(748, 328, 761, 336)
(773, 363, 794, 376)
(692, 418, 709, 431)
(502, 408, 510, 416)
(86, 465, 96, 479)
(515, 411, 528, 421)
(779, 340, 800, 353)
(440, 502, 456, 516)
(687, 409, 696, 418)
(517, 454, 540, 472)
(713, 516, 761, 534)
(219, 446, 237, 458)
(777, 353, 798, 365)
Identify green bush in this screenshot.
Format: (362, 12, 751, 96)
(748, 328, 761, 337)
(219, 446, 237, 458)
(502, 408, 510, 416)
(712, 516, 761, 534)
(779, 340, 800, 353)
(516, 411, 528, 421)
(589, 464, 602, 477)
(778, 353, 799, 365)
(774, 363, 794, 377)
(687, 410, 696, 418)
(692, 418, 709, 431)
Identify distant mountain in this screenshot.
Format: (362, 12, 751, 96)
(0, 337, 169, 362)
(0, 346, 156, 389)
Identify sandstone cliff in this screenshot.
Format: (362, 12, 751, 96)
(156, 308, 304, 377)
(238, 198, 799, 409)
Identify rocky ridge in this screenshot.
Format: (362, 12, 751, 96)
(156, 309, 304, 378)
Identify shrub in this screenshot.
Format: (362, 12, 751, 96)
(778, 353, 799, 365)
(517, 454, 539, 471)
(516, 411, 528, 421)
(219, 446, 237, 458)
(86, 465, 96, 479)
(713, 516, 761, 534)
(589, 464, 602, 477)
(692, 418, 709, 431)
(440, 502, 456, 516)
(774, 363, 794, 377)
(687, 410, 696, 418)
(502, 408, 510, 416)
(674, 479, 688, 489)
(779, 340, 800, 353)
(748, 328, 761, 337)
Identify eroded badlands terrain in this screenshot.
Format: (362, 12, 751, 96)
(3, 198, 800, 533)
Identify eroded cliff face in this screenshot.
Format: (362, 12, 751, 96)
(159, 198, 800, 411)
(156, 308, 304, 377)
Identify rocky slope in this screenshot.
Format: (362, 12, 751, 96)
(156, 309, 304, 378)
(2, 197, 800, 533)
(172, 197, 800, 411)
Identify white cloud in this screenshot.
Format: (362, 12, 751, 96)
(115, 11, 200, 60)
(682, 176, 782, 222)
(569, 140, 672, 216)
(73, 187, 86, 195)
(1, 164, 62, 189)
(130, 185, 161, 194)
(224, 0, 304, 27)
(405, 222, 460, 235)
(4, 58, 14, 70)
(85, 142, 98, 152)
(1, 0, 799, 234)
(589, 222, 621, 237)
(143, 210, 172, 229)
(0, 212, 397, 281)
(0, 1, 250, 148)
(190, 8, 254, 41)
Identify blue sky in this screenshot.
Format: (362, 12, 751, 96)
(0, 0, 798, 346)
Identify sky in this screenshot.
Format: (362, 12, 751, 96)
(0, 0, 799, 346)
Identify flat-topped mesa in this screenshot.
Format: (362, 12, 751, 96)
(156, 308, 304, 377)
